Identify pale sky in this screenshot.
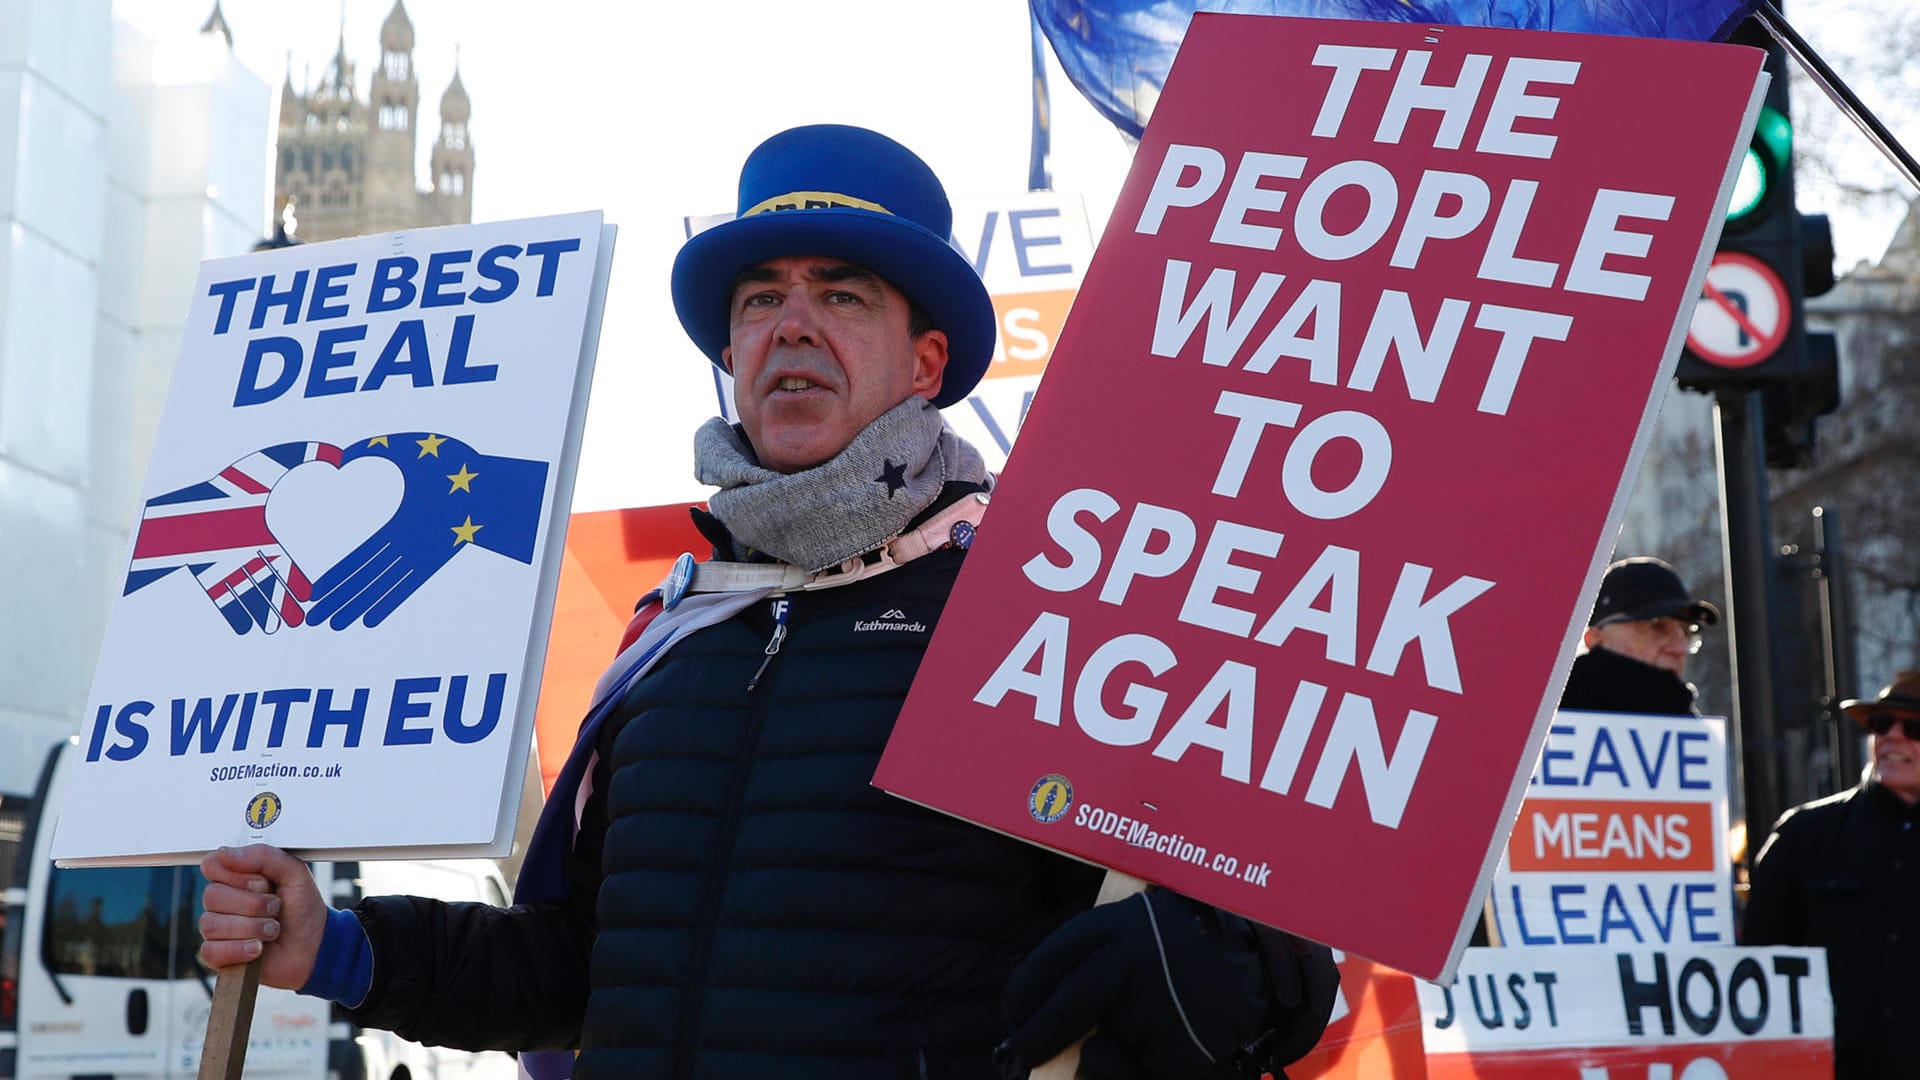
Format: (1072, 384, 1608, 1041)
(115, 0, 1913, 513)
(117, 0, 1137, 512)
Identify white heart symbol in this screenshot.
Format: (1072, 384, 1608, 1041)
(266, 456, 406, 584)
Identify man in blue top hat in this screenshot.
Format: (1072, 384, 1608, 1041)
(196, 124, 1336, 1080)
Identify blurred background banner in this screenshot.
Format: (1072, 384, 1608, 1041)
(1488, 713, 1735, 950)
(1289, 956, 1427, 1079)
(532, 503, 707, 795)
(1029, 0, 1760, 138)
(1416, 945, 1834, 1078)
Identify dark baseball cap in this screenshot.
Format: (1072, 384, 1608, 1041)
(1589, 557, 1721, 628)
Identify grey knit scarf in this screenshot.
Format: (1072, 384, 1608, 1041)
(694, 396, 989, 572)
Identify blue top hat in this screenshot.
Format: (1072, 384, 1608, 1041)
(671, 125, 996, 409)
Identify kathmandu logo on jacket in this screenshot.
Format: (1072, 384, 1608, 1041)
(854, 607, 927, 633)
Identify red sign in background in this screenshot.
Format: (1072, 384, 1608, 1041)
(1686, 251, 1790, 367)
(532, 503, 704, 792)
(1292, 957, 1426, 1079)
(876, 14, 1764, 979)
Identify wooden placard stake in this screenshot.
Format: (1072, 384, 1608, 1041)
(198, 956, 263, 1080)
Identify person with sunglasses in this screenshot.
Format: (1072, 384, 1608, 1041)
(1559, 556, 1720, 716)
(1743, 670, 1920, 1079)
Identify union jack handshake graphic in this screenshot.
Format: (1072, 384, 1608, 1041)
(124, 433, 548, 634)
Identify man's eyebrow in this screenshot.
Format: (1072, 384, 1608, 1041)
(809, 263, 882, 289)
(730, 265, 781, 296)
(728, 263, 882, 303)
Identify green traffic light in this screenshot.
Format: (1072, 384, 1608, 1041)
(1726, 105, 1793, 224)
(1728, 147, 1767, 220)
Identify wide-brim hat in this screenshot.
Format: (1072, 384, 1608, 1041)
(1840, 669, 1920, 725)
(670, 124, 996, 409)
(1589, 556, 1721, 628)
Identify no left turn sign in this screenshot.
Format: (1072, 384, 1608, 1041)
(1686, 252, 1789, 368)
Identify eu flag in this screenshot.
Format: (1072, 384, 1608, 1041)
(1032, 0, 1759, 138)
(305, 432, 549, 630)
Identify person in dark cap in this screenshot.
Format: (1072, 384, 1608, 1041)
(1472, 557, 1722, 946)
(1560, 556, 1720, 716)
(1743, 670, 1920, 1079)
(194, 124, 1335, 1080)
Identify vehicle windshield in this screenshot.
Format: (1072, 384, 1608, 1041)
(41, 864, 202, 980)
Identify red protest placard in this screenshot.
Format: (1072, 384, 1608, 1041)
(874, 14, 1764, 980)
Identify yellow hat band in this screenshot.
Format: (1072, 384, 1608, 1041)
(741, 190, 892, 217)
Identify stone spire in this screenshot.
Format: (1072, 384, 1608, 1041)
(200, 1, 233, 47)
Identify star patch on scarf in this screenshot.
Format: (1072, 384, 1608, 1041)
(874, 459, 907, 498)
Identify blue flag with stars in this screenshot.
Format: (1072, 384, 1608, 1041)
(1031, 0, 1759, 138)
(306, 432, 548, 630)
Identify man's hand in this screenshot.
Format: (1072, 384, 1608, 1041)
(1002, 889, 1270, 1079)
(198, 844, 329, 991)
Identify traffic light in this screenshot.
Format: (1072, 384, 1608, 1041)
(1676, 20, 1836, 395)
(1762, 329, 1838, 468)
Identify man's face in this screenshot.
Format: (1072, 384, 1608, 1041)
(1584, 614, 1698, 677)
(722, 256, 947, 473)
(1870, 710, 1920, 805)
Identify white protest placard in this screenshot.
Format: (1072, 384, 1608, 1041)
(689, 191, 1095, 471)
(53, 211, 614, 865)
(1417, 945, 1833, 1078)
(1489, 712, 1734, 949)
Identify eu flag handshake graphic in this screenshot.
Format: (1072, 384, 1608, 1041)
(123, 433, 548, 634)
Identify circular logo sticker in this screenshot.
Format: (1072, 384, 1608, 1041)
(1028, 773, 1074, 824)
(662, 552, 696, 611)
(245, 791, 283, 830)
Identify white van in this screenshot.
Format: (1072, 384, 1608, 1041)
(0, 741, 519, 1080)
(330, 860, 520, 1080)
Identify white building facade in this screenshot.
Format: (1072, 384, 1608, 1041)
(0, 0, 268, 794)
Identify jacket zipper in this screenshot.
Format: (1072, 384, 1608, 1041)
(746, 597, 791, 693)
(675, 595, 790, 1076)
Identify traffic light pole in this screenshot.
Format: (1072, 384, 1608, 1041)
(1754, 0, 1920, 194)
(1713, 387, 1784, 839)
(1810, 506, 1864, 789)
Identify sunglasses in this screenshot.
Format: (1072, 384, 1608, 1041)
(1861, 710, 1920, 740)
(1595, 614, 1705, 655)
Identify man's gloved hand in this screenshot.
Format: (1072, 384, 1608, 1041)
(1001, 888, 1270, 1079)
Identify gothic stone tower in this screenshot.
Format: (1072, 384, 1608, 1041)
(429, 63, 473, 225)
(274, 0, 475, 242)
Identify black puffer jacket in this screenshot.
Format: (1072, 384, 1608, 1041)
(344, 528, 1334, 1077)
(344, 548, 1100, 1075)
(584, 547, 1102, 1077)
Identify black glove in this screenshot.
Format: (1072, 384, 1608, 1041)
(1000, 888, 1270, 1080)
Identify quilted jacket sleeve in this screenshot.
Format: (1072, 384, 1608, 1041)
(339, 753, 610, 1051)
